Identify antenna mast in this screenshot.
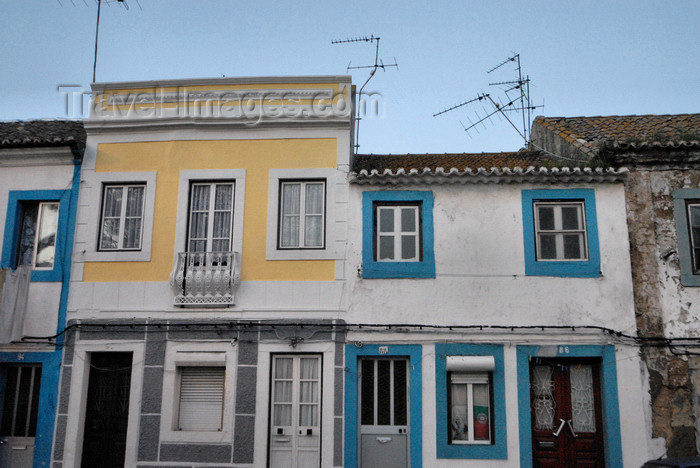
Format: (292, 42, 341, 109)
(434, 53, 542, 147)
(332, 35, 398, 152)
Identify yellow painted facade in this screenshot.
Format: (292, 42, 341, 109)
(83, 138, 337, 283)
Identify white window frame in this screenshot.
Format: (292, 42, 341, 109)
(82, 171, 157, 262)
(446, 355, 495, 446)
(278, 180, 326, 249)
(160, 342, 237, 444)
(375, 204, 420, 262)
(173, 170, 245, 259)
(266, 168, 342, 260)
(187, 181, 235, 253)
(98, 184, 146, 251)
(533, 201, 588, 261)
(16, 201, 60, 269)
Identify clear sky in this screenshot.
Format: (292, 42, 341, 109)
(1, 0, 698, 154)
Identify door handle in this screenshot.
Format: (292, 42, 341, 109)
(566, 419, 578, 438)
(552, 419, 566, 437)
(376, 437, 392, 444)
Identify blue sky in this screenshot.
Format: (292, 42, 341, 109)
(1, 1, 698, 154)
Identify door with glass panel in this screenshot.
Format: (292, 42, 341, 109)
(530, 358, 605, 467)
(0, 365, 42, 468)
(359, 358, 409, 468)
(269, 355, 321, 468)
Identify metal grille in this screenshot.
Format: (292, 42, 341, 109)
(0, 365, 42, 437)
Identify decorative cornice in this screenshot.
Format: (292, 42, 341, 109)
(0, 146, 76, 167)
(350, 166, 628, 185)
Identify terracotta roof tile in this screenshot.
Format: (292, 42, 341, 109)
(0, 120, 86, 149)
(533, 114, 700, 149)
(352, 150, 550, 173)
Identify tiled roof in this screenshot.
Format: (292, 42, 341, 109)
(533, 114, 700, 151)
(0, 120, 86, 149)
(351, 151, 626, 185)
(352, 151, 549, 173)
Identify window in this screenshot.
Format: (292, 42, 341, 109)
(533, 202, 587, 260)
(16, 201, 59, 269)
(177, 366, 225, 432)
(522, 189, 600, 277)
(99, 184, 145, 251)
(449, 371, 492, 444)
(376, 204, 420, 262)
(2, 190, 68, 281)
(362, 191, 435, 278)
(279, 181, 325, 249)
(0, 365, 42, 437)
(435, 344, 506, 459)
(188, 182, 234, 252)
(673, 189, 700, 286)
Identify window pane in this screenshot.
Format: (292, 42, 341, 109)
(401, 208, 416, 232)
(103, 187, 123, 217)
(537, 206, 555, 230)
(563, 234, 583, 259)
(213, 212, 231, 239)
(282, 184, 300, 216)
(305, 183, 324, 214)
(35, 203, 59, 268)
(211, 239, 229, 252)
(191, 185, 210, 211)
(393, 360, 407, 426)
(360, 360, 375, 425)
(275, 358, 293, 379)
(539, 234, 557, 259)
(189, 240, 206, 252)
(377, 360, 391, 425)
(379, 236, 394, 260)
(472, 383, 490, 441)
(305, 214, 323, 247)
(570, 365, 596, 433)
(401, 235, 416, 260)
(122, 218, 142, 249)
(561, 205, 581, 230)
(690, 205, 700, 228)
(378, 208, 394, 232)
(274, 405, 292, 426)
(281, 216, 299, 247)
(450, 382, 468, 441)
(17, 203, 39, 266)
(214, 184, 233, 210)
(125, 187, 144, 217)
(189, 212, 208, 240)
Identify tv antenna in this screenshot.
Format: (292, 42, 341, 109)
(434, 53, 542, 146)
(332, 35, 398, 151)
(92, 0, 137, 82)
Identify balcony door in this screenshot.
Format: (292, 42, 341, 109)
(187, 182, 235, 253)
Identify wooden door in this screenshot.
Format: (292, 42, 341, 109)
(530, 359, 605, 468)
(80, 352, 132, 468)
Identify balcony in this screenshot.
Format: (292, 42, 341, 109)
(169, 251, 240, 307)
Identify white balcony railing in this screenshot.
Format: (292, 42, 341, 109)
(169, 251, 239, 307)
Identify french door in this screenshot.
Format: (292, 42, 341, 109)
(269, 355, 322, 468)
(358, 358, 410, 468)
(530, 358, 605, 467)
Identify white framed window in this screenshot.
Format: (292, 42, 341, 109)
(16, 201, 59, 269)
(533, 201, 588, 261)
(375, 204, 420, 262)
(99, 184, 145, 251)
(266, 168, 341, 261)
(445, 355, 495, 446)
(187, 182, 235, 253)
(279, 180, 325, 249)
(81, 171, 156, 263)
(160, 342, 236, 444)
(176, 366, 225, 432)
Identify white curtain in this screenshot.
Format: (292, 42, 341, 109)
(0, 266, 31, 343)
(273, 358, 293, 426)
(122, 186, 144, 249)
(101, 187, 122, 249)
(299, 358, 319, 426)
(189, 185, 210, 252)
(304, 184, 324, 247)
(280, 184, 301, 247)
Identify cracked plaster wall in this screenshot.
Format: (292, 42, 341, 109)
(626, 168, 700, 456)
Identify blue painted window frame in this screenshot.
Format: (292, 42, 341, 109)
(516, 345, 622, 468)
(435, 343, 507, 459)
(521, 189, 600, 277)
(362, 191, 435, 278)
(673, 189, 700, 286)
(344, 344, 423, 468)
(1, 190, 71, 282)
